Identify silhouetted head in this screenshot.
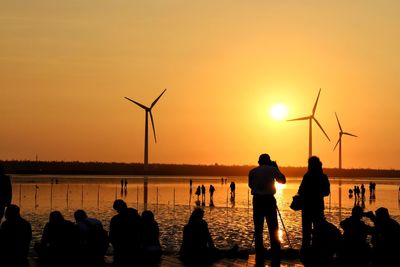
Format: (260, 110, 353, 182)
(113, 199, 128, 213)
(49, 211, 64, 224)
(142, 210, 155, 223)
(189, 208, 204, 223)
(351, 206, 363, 220)
(5, 204, 21, 220)
(375, 207, 390, 221)
(74, 209, 88, 222)
(258, 154, 271, 166)
(308, 156, 323, 173)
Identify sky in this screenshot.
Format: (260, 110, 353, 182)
(1, 1, 400, 169)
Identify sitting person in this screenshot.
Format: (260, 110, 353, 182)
(140, 210, 162, 264)
(180, 208, 238, 265)
(369, 207, 400, 265)
(35, 211, 78, 267)
(311, 217, 342, 267)
(0, 204, 32, 267)
(339, 206, 373, 267)
(74, 209, 108, 267)
(109, 200, 141, 266)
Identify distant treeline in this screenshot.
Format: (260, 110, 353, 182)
(2, 160, 400, 178)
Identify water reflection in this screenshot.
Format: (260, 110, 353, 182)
(9, 176, 400, 254)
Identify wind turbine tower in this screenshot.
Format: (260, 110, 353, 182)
(334, 112, 357, 169)
(125, 89, 167, 171)
(287, 88, 330, 159)
(125, 89, 166, 210)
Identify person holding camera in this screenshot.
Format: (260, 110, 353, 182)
(248, 153, 286, 264)
(339, 206, 373, 266)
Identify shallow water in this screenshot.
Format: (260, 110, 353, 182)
(8, 175, 400, 254)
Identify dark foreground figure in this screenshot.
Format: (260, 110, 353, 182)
(0, 204, 32, 267)
(297, 156, 330, 263)
(180, 208, 242, 265)
(248, 153, 286, 265)
(34, 211, 78, 267)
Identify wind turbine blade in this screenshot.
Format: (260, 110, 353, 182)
(313, 117, 331, 141)
(151, 89, 167, 109)
(287, 116, 311, 122)
(333, 138, 341, 151)
(335, 112, 343, 132)
(149, 111, 157, 143)
(124, 97, 148, 110)
(343, 132, 358, 137)
(312, 88, 321, 116)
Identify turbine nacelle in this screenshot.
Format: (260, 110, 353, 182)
(125, 88, 167, 143)
(287, 88, 330, 158)
(333, 112, 357, 151)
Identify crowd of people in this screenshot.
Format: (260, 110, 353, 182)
(0, 159, 400, 267)
(248, 153, 400, 267)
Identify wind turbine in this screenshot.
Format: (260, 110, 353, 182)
(287, 88, 330, 158)
(334, 112, 357, 169)
(125, 89, 167, 171)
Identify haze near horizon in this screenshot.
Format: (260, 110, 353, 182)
(1, 1, 400, 169)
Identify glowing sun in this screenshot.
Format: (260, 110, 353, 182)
(270, 104, 288, 120)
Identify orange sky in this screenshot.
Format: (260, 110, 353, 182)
(1, 1, 400, 169)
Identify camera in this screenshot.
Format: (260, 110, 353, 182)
(269, 160, 278, 167)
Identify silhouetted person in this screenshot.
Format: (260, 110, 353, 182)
(201, 184, 206, 202)
(195, 186, 201, 201)
(248, 153, 286, 264)
(229, 182, 236, 198)
(354, 186, 360, 199)
(74, 209, 108, 267)
(369, 182, 373, 195)
(209, 185, 215, 203)
(339, 206, 372, 267)
(35, 210, 78, 267)
(109, 200, 141, 266)
(361, 184, 365, 199)
(124, 179, 128, 189)
(0, 165, 12, 222)
(310, 218, 342, 267)
(349, 188, 353, 198)
(297, 156, 330, 263)
(140, 210, 162, 264)
(0, 204, 31, 267)
(189, 179, 193, 189)
(120, 179, 124, 189)
(369, 207, 400, 266)
(180, 208, 238, 265)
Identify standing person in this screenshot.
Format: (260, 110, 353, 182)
(124, 179, 128, 190)
(195, 186, 201, 201)
(229, 182, 236, 198)
(248, 153, 286, 264)
(360, 184, 365, 199)
(201, 184, 206, 203)
(0, 164, 12, 222)
(209, 185, 215, 201)
(297, 156, 330, 263)
(189, 179, 193, 189)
